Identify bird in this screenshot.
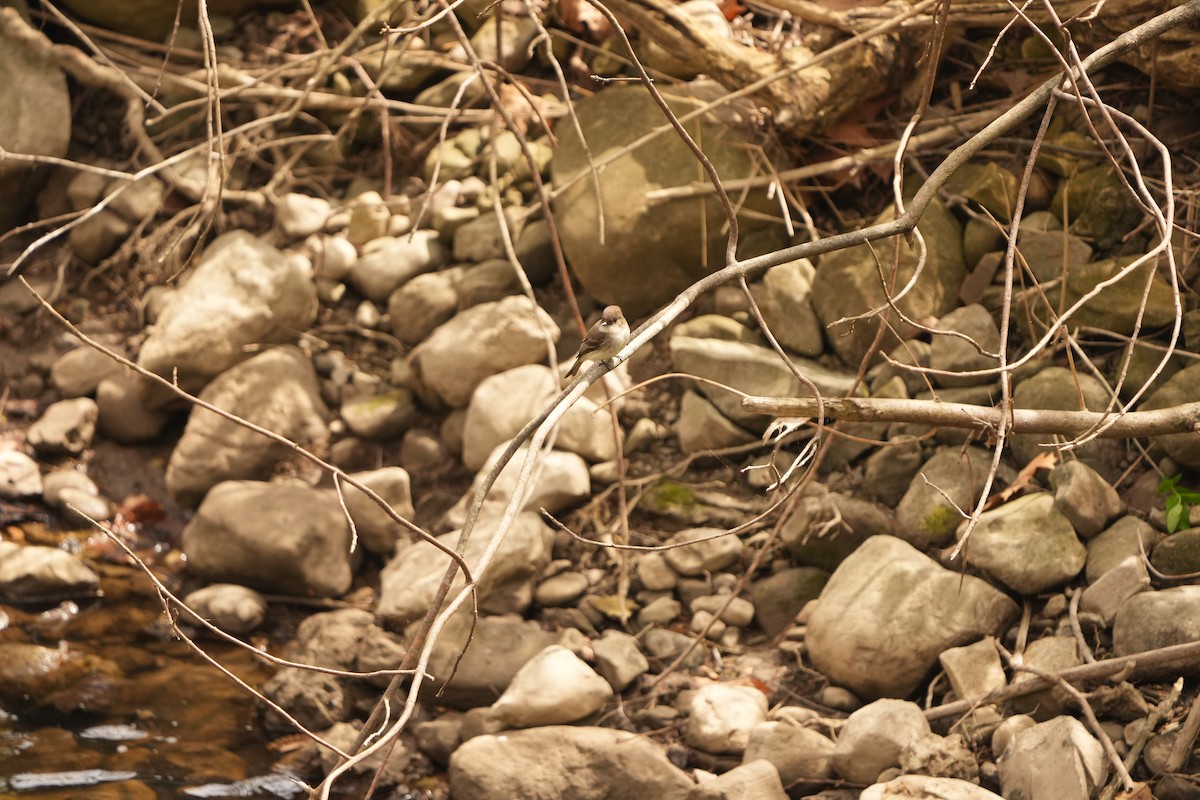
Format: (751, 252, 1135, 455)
(564, 305, 630, 378)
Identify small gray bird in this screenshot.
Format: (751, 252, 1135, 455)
(564, 305, 630, 378)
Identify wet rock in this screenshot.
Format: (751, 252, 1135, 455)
(350, 230, 447, 302)
(895, 446, 996, 549)
(27, 398, 98, 456)
(862, 775, 1003, 800)
(138, 231, 316, 393)
(929, 304, 1000, 387)
(592, 630, 648, 691)
(450, 726, 692, 800)
(1114, 586, 1200, 656)
(749, 258, 824, 356)
(95, 375, 169, 443)
(165, 346, 328, 506)
(676, 391, 755, 453)
(1086, 516, 1160, 583)
(182, 480, 358, 598)
(686, 683, 769, 755)
(183, 584, 266, 634)
(690, 759, 787, 800)
(1050, 460, 1122, 538)
(831, 699, 931, 784)
(462, 364, 616, 468)
(938, 637, 1005, 701)
(339, 467, 414, 556)
(1080, 557, 1149, 624)
(410, 295, 558, 408)
(899, 732, 978, 781)
(743, 722, 834, 787)
(490, 645, 613, 727)
(749, 567, 828, 636)
(807, 536, 1018, 699)
(276, 193, 330, 240)
(339, 387, 417, 440)
(0, 450, 42, 498)
(0, 540, 99, 599)
(50, 346, 121, 398)
(377, 512, 551, 626)
(442, 445, 589, 528)
(998, 716, 1107, 800)
(387, 267, 461, 345)
(961, 493, 1086, 595)
(1151, 529, 1200, 576)
(0, 642, 119, 708)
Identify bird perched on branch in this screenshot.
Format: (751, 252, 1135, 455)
(564, 305, 630, 378)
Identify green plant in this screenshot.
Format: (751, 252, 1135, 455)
(1158, 474, 1200, 533)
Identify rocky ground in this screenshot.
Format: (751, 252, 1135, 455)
(4, 1, 1200, 799)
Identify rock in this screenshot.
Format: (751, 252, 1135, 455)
(535, 571, 588, 607)
(998, 716, 1108, 800)
(0, 642, 119, 709)
(690, 759, 787, 800)
(452, 207, 522, 263)
(691, 595, 754, 627)
(592, 630, 648, 691)
(781, 485, 892, 570)
(0, 10, 71, 230)
(670, 335, 857, 432)
(1080, 557, 1149, 625)
(1016, 212, 1093, 284)
(377, 512, 551, 626)
(813, 198, 965, 365)
(743, 722, 834, 787)
(340, 467, 415, 556)
(947, 163, 1019, 222)
(992, 714, 1036, 757)
(638, 596, 683, 627)
(414, 716, 462, 765)
(1141, 362, 1200, 469)
(676, 391, 756, 453)
(831, 699, 931, 784)
(960, 493, 1086, 595)
(806, 536, 1018, 699)
(1010, 367, 1116, 467)
(450, 726, 692, 800)
(1086, 516, 1160, 583)
(0, 540, 99, 599)
(1050, 461, 1122, 538)
(663, 528, 742, 576)
(165, 346, 328, 506)
(685, 683, 769, 755)
(490, 645, 613, 727)
(642, 628, 704, 668)
(452, 14, 539, 73)
(49, 346, 121, 398)
(749, 259, 824, 356)
(181, 480, 358, 598)
(388, 268, 461, 345)
(307, 233, 357, 282)
(0, 450, 42, 498)
(749, 567, 828, 636)
(895, 446, 996, 549)
(410, 295, 559, 408)
(552, 84, 783, 317)
(443, 444, 590, 528)
(515, 217, 556, 285)
(26, 398, 98, 456)
(316, 720, 413, 784)
(261, 667, 348, 732)
(138, 231, 316, 393)
(1010, 636, 1082, 717)
(636, 552, 678, 592)
(339, 387, 417, 440)
(861, 775, 1003, 800)
(899, 733, 979, 781)
(108, 174, 164, 222)
(938, 637, 1005, 701)
(1151, 529, 1200, 576)
(462, 364, 616, 468)
(95, 374, 169, 443)
(345, 191, 390, 246)
(350, 230, 447, 302)
(1114, 586, 1200, 656)
(40, 469, 97, 507)
(182, 583, 266, 634)
(929, 304, 1001, 387)
(277, 193, 331, 240)
(1053, 166, 1142, 249)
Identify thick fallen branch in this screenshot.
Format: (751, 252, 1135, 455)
(742, 395, 1200, 438)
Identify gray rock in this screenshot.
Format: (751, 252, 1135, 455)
(534, 571, 588, 607)
(592, 630, 648, 691)
(443, 445, 589, 528)
(831, 699, 931, 784)
(691, 595, 754, 627)
(807, 536, 1018, 699)
(414, 716, 462, 766)
(998, 716, 1107, 800)
(899, 732, 978, 781)
(181, 480, 358, 597)
(743, 722, 834, 787)
(138, 231, 316, 393)
(676, 390, 755, 453)
(1141, 362, 1200, 470)
(1086, 516, 1160, 583)
(276, 192, 331, 240)
(1062, 254, 1176, 334)
(165, 346, 328, 506)
(1150, 529, 1200, 576)
(781, 485, 892, 570)
(490, 645, 613, 727)
(0, 451, 41, 498)
(663, 528, 742, 576)
(863, 434, 924, 507)
(636, 552, 678, 592)
(991, 714, 1036, 757)
(514, 217, 555, 285)
(452, 15, 539, 73)
(40, 469, 97, 507)
(749, 567, 827, 636)
(351, 230, 448, 302)
(452, 207, 522, 263)
(895, 446, 996, 549)
(49, 346, 121, 398)
(929, 304, 1000, 387)
(261, 667, 348, 732)
(642, 627, 704, 668)
(749, 258, 824, 356)
(1113, 586, 1200, 656)
(27, 397, 98, 456)
(377, 512, 551, 626)
(1080, 557, 1149, 625)
(689, 759, 787, 800)
(56, 487, 112, 524)
(95, 374, 169, 444)
(0, 540, 99, 599)
(963, 493, 1086, 595)
(1050, 461, 1122, 538)
(387, 267, 461, 345)
(340, 467, 415, 556)
(104, 176, 163, 225)
(638, 596, 683, 627)
(456, 259, 522, 310)
(450, 726, 692, 800)
(938, 637, 1005, 702)
(861, 776, 1003, 800)
(410, 295, 559, 408)
(1010, 367, 1116, 467)
(345, 191, 389, 246)
(1016, 212, 1093, 283)
(685, 683, 769, 755)
(183, 583, 266, 634)
(1010, 636, 1082, 717)
(339, 387, 417, 440)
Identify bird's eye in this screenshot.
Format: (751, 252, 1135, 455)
(600, 320, 609, 326)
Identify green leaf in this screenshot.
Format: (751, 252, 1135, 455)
(1161, 474, 1183, 494)
(1168, 502, 1186, 534)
